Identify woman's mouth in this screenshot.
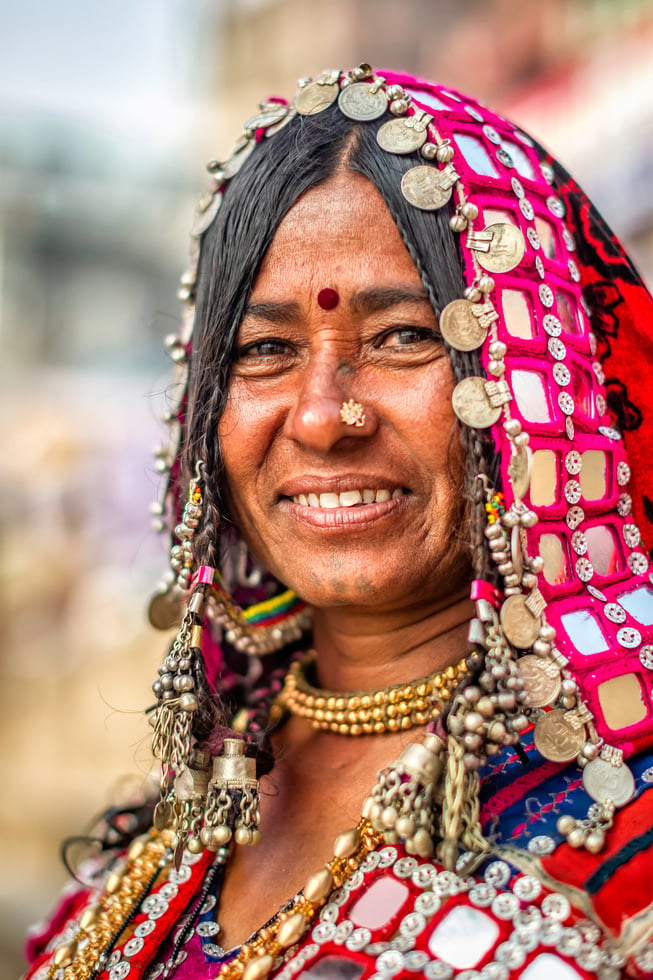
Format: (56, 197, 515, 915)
(290, 488, 406, 508)
(280, 486, 410, 529)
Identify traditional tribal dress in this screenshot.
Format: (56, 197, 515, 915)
(24, 67, 653, 980)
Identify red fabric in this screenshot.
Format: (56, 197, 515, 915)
(553, 161, 653, 556)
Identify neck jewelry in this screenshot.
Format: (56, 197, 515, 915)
(276, 652, 469, 734)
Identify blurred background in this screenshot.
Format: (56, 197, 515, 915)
(2, 0, 653, 974)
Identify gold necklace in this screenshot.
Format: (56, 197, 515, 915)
(218, 818, 382, 980)
(276, 652, 470, 735)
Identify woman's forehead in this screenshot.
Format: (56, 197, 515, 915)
(251, 172, 420, 296)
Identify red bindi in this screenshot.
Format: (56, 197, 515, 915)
(317, 287, 339, 311)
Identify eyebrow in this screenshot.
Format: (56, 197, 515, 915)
(348, 286, 432, 316)
(243, 301, 301, 324)
(243, 286, 431, 324)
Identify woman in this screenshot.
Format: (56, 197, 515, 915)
(24, 65, 653, 980)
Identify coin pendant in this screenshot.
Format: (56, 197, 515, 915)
(439, 299, 488, 351)
(243, 103, 291, 132)
(583, 758, 635, 807)
(507, 445, 532, 500)
(338, 82, 388, 121)
(153, 799, 172, 831)
(451, 377, 501, 429)
(401, 165, 454, 210)
(222, 139, 256, 180)
(517, 655, 561, 708)
(534, 709, 585, 762)
(377, 117, 427, 154)
(191, 192, 223, 238)
(295, 81, 339, 115)
(476, 223, 526, 274)
(500, 593, 541, 649)
(148, 589, 184, 631)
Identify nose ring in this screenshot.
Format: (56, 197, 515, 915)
(340, 399, 366, 427)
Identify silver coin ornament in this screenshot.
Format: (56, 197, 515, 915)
(582, 757, 635, 807)
(451, 377, 502, 429)
(517, 655, 561, 708)
(338, 82, 388, 121)
(500, 593, 541, 649)
(377, 117, 427, 154)
(476, 224, 526, 274)
(148, 589, 184, 632)
(222, 139, 256, 180)
(439, 299, 488, 351)
(243, 103, 291, 133)
(295, 81, 339, 115)
(400, 165, 455, 211)
(191, 191, 223, 238)
(534, 709, 585, 763)
(507, 445, 532, 500)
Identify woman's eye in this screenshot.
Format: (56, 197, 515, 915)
(236, 338, 293, 359)
(376, 327, 438, 348)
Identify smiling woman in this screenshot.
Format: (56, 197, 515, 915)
(220, 172, 468, 614)
(24, 66, 653, 980)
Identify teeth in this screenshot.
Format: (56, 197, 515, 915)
(292, 488, 405, 508)
(319, 493, 340, 509)
(340, 490, 363, 507)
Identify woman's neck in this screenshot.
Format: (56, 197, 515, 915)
(310, 591, 473, 693)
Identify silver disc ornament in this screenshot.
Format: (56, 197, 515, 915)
(451, 377, 501, 429)
(377, 117, 427, 154)
(439, 299, 488, 352)
(517, 655, 561, 708)
(583, 757, 635, 807)
(338, 82, 388, 121)
(507, 445, 532, 500)
(295, 81, 339, 115)
(476, 223, 526, 274)
(148, 588, 184, 632)
(534, 709, 585, 763)
(401, 165, 455, 211)
(500, 594, 541, 649)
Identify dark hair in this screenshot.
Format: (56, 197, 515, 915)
(182, 103, 499, 754)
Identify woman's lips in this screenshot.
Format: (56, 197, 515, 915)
(279, 488, 409, 528)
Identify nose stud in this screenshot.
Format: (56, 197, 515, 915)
(339, 399, 366, 427)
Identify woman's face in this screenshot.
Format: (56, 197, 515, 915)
(218, 171, 470, 613)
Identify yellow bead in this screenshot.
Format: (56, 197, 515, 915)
(104, 871, 123, 895)
(127, 837, 146, 861)
(304, 868, 333, 902)
(276, 912, 308, 948)
(53, 941, 77, 967)
(242, 954, 274, 980)
(333, 827, 360, 859)
(79, 903, 100, 931)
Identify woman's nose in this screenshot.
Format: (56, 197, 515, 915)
(284, 359, 375, 453)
